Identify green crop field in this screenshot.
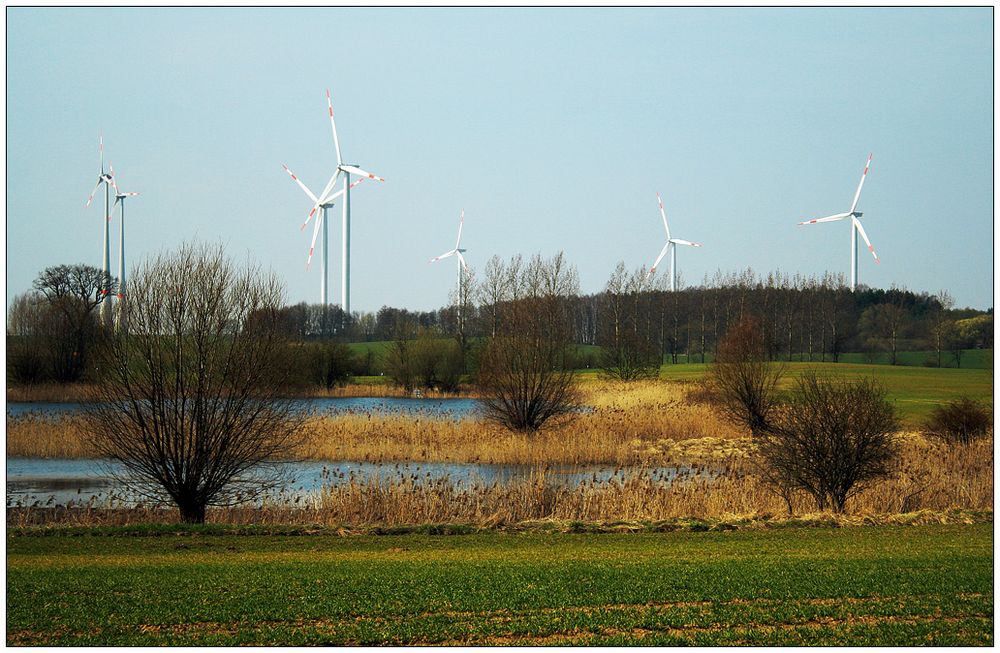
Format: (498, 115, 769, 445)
(627, 361, 991, 427)
(6, 524, 992, 646)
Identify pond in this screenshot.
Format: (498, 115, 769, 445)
(6, 397, 483, 420)
(6, 457, 716, 508)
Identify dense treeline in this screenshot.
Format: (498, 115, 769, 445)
(271, 262, 991, 371)
(7, 258, 993, 387)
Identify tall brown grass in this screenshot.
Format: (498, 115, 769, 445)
(7, 436, 991, 528)
(7, 381, 992, 527)
(7, 382, 740, 464)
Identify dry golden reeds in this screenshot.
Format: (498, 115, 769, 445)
(6, 381, 992, 528)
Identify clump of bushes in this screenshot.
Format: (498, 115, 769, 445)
(757, 373, 900, 513)
(924, 397, 992, 444)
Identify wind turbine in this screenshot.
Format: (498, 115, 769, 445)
(108, 165, 139, 331)
(287, 88, 385, 312)
(647, 193, 702, 291)
(429, 210, 469, 302)
(798, 153, 879, 292)
(282, 164, 364, 305)
(85, 133, 114, 324)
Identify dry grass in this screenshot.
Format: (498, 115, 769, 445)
(7, 382, 739, 465)
(287, 384, 475, 399)
(6, 383, 100, 403)
(6, 413, 94, 458)
(7, 380, 992, 527)
(300, 381, 740, 465)
(7, 381, 474, 403)
(7, 435, 991, 528)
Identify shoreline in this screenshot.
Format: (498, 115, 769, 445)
(6, 382, 481, 404)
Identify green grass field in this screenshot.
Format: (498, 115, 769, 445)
(575, 361, 992, 427)
(6, 524, 991, 645)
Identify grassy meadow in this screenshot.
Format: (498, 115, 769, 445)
(6, 523, 992, 646)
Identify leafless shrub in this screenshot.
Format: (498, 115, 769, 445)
(709, 316, 785, 436)
(82, 242, 307, 523)
(758, 373, 901, 513)
(924, 397, 992, 444)
(478, 253, 582, 432)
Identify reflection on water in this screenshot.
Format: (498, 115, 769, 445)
(6, 397, 483, 419)
(6, 457, 718, 508)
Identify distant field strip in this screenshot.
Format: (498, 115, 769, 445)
(6, 524, 992, 645)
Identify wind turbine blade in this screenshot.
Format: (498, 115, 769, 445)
(430, 249, 457, 263)
(798, 212, 851, 225)
(849, 153, 873, 214)
(85, 180, 102, 207)
(670, 238, 702, 247)
(301, 170, 341, 231)
(455, 210, 464, 249)
(456, 251, 468, 271)
(326, 89, 343, 166)
(656, 193, 671, 239)
(648, 242, 670, 278)
(307, 209, 324, 269)
(852, 217, 880, 263)
(282, 164, 320, 204)
(99, 133, 104, 173)
(108, 163, 120, 195)
(339, 165, 384, 182)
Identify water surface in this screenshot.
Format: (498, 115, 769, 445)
(6, 396, 482, 419)
(7, 457, 714, 508)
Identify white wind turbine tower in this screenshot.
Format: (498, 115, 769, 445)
(85, 133, 114, 325)
(647, 192, 702, 291)
(108, 165, 139, 331)
(798, 153, 879, 292)
(286, 88, 385, 312)
(429, 210, 469, 306)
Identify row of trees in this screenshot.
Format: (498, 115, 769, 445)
(270, 264, 991, 367)
(7, 257, 992, 387)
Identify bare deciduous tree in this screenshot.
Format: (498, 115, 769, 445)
(709, 316, 785, 436)
(384, 313, 419, 391)
(83, 243, 306, 523)
(599, 262, 660, 381)
(478, 252, 582, 432)
(758, 373, 900, 513)
(31, 263, 117, 382)
(926, 290, 955, 368)
(6, 291, 50, 384)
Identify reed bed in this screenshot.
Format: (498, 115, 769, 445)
(7, 381, 991, 527)
(7, 381, 741, 464)
(6, 413, 94, 458)
(299, 380, 740, 466)
(8, 436, 991, 528)
(286, 384, 475, 399)
(5, 383, 99, 403)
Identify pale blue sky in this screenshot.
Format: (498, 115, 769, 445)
(6, 7, 994, 311)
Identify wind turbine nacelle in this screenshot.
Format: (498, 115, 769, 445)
(852, 211, 863, 217)
(457, 248, 467, 253)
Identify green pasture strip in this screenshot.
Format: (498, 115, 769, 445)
(7, 524, 992, 646)
(647, 361, 992, 427)
(835, 348, 992, 369)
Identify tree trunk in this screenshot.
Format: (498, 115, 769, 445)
(179, 501, 207, 524)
